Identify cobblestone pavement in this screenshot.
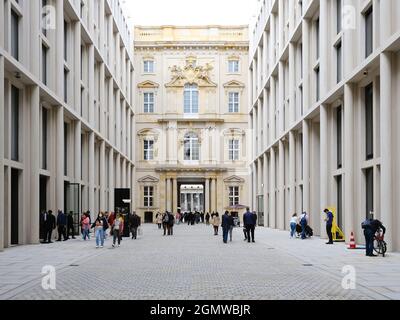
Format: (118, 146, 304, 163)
(1, 224, 400, 300)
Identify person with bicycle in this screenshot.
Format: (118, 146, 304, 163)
(362, 215, 386, 257)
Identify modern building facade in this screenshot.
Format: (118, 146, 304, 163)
(134, 26, 250, 223)
(249, 0, 400, 250)
(0, 0, 135, 250)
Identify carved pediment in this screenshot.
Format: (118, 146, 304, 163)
(223, 80, 245, 89)
(224, 175, 245, 184)
(165, 59, 217, 88)
(223, 128, 245, 136)
(138, 80, 160, 89)
(138, 175, 159, 183)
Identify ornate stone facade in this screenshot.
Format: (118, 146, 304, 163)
(134, 25, 250, 222)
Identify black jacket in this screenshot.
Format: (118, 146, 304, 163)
(129, 214, 141, 228)
(44, 214, 56, 229)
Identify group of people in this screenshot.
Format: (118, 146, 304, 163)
(40, 210, 141, 249)
(156, 212, 175, 236)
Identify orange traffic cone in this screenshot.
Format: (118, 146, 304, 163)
(348, 232, 356, 249)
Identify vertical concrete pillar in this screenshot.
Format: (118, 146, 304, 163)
(74, 121, 81, 182)
(216, 176, 223, 214)
(29, 85, 40, 244)
(270, 76, 276, 141)
(115, 153, 121, 188)
(302, 19, 310, 113)
(211, 178, 216, 212)
(99, 140, 106, 211)
(319, 0, 329, 97)
(289, 131, 296, 216)
(320, 104, 329, 239)
(380, 52, 393, 250)
(88, 45, 95, 126)
(302, 120, 310, 215)
(263, 153, 269, 227)
(56, 106, 64, 212)
(205, 178, 210, 213)
(270, 148, 276, 228)
(172, 178, 178, 213)
(88, 132, 95, 218)
(166, 178, 171, 212)
(380, 0, 392, 44)
(108, 148, 114, 212)
(278, 140, 285, 230)
(0, 55, 4, 250)
(121, 158, 126, 188)
(289, 43, 296, 125)
(55, 0, 64, 97)
(344, 84, 354, 241)
(74, 21, 81, 114)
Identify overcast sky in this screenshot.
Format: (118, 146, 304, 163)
(122, 0, 259, 29)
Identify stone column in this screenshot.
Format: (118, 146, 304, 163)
(217, 176, 223, 214)
(302, 19, 310, 113)
(56, 106, 64, 212)
(270, 147, 276, 228)
(172, 178, 178, 213)
(344, 84, 354, 241)
(99, 140, 106, 211)
(320, 104, 329, 239)
(289, 43, 296, 125)
(108, 148, 114, 212)
(55, 0, 64, 97)
(270, 76, 276, 141)
(74, 21, 81, 113)
(74, 121, 81, 182)
(380, 0, 392, 44)
(278, 140, 285, 230)
(115, 153, 121, 188)
(205, 178, 210, 213)
(88, 45, 95, 126)
(211, 178, 216, 212)
(88, 132, 95, 218)
(166, 178, 172, 212)
(302, 120, 310, 215)
(289, 131, 296, 216)
(0, 55, 4, 250)
(263, 153, 269, 226)
(121, 158, 126, 188)
(29, 86, 40, 244)
(380, 52, 393, 250)
(319, 0, 328, 97)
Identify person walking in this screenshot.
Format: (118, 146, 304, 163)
(299, 212, 309, 240)
(212, 212, 220, 235)
(56, 210, 68, 241)
(162, 212, 169, 236)
(221, 211, 230, 243)
(66, 211, 76, 240)
(228, 213, 234, 242)
(324, 209, 334, 244)
(112, 214, 123, 247)
(362, 216, 386, 257)
(43, 210, 56, 243)
(243, 208, 256, 243)
(156, 212, 162, 229)
(129, 212, 141, 240)
(205, 212, 210, 225)
(81, 213, 91, 240)
(93, 215, 105, 248)
(167, 212, 175, 236)
(289, 213, 298, 238)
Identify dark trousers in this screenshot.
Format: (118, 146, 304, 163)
(222, 227, 229, 243)
(364, 229, 375, 256)
(44, 228, 53, 242)
(326, 224, 333, 243)
(245, 225, 255, 242)
(57, 225, 67, 241)
(301, 221, 307, 239)
(131, 227, 138, 239)
(163, 223, 168, 235)
(213, 226, 219, 235)
(158, 223, 162, 229)
(67, 225, 75, 239)
(113, 229, 121, 245)
(167, 225, 173, 236)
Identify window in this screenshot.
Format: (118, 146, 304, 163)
(337, 0, 342, 34)
(184, 133, 200, 161)
(315, 66, 320, 102)
(144, 60, 154, 73)
(64, 69, 69, 103)
(337, 106, 343, 168)
(336, 175, 343, 228)
(144, 92, 154, 113)
(229, 92, 240, 113)
(365, 83, 374, 160)
(144, 139, 154, 160)
(41, 44, 48, 85)
(144, 186, 154, 207)
(229, 139, 240, 161)
(184, 84, 199, 114)
(316, 18, 320, 59)
(365, 6, 373, 58)
(11, 86, 20, 161)
(11, 10, 19, 60)
(41, 0, 48, 36)
(64, 123, 68, 176)
(228, 60, 240, 73)
(64, 20, 68, 61)
(336, 41, 342, 83)
(229, 186, 240, 206)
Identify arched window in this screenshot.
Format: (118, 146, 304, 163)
(184, 84, 199, 114)
(184, 132, 200, 161)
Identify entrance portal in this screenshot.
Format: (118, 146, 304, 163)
(180, 184, 204, 212)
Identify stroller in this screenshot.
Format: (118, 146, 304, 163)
(295, 224, 313, 238)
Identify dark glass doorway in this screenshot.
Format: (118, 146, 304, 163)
(144, 212, 153, 223)
(65, 182, 81, 235)
(11, 168, 19, 245)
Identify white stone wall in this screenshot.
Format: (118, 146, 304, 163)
(250, 0, 400, 250)
(0, 0, 135, 250)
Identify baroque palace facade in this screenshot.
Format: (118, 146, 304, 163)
(134, 26, 250, 223)
(249, 0, 400, 250)
(0, 0, 135, 250)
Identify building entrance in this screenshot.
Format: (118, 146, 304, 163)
(179, 184, 204, 212)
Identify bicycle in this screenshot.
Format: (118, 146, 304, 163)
(373, 228, 387, 257)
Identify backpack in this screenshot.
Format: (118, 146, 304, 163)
(163, 214, 169, 223)
(361, 219, 372, 230)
